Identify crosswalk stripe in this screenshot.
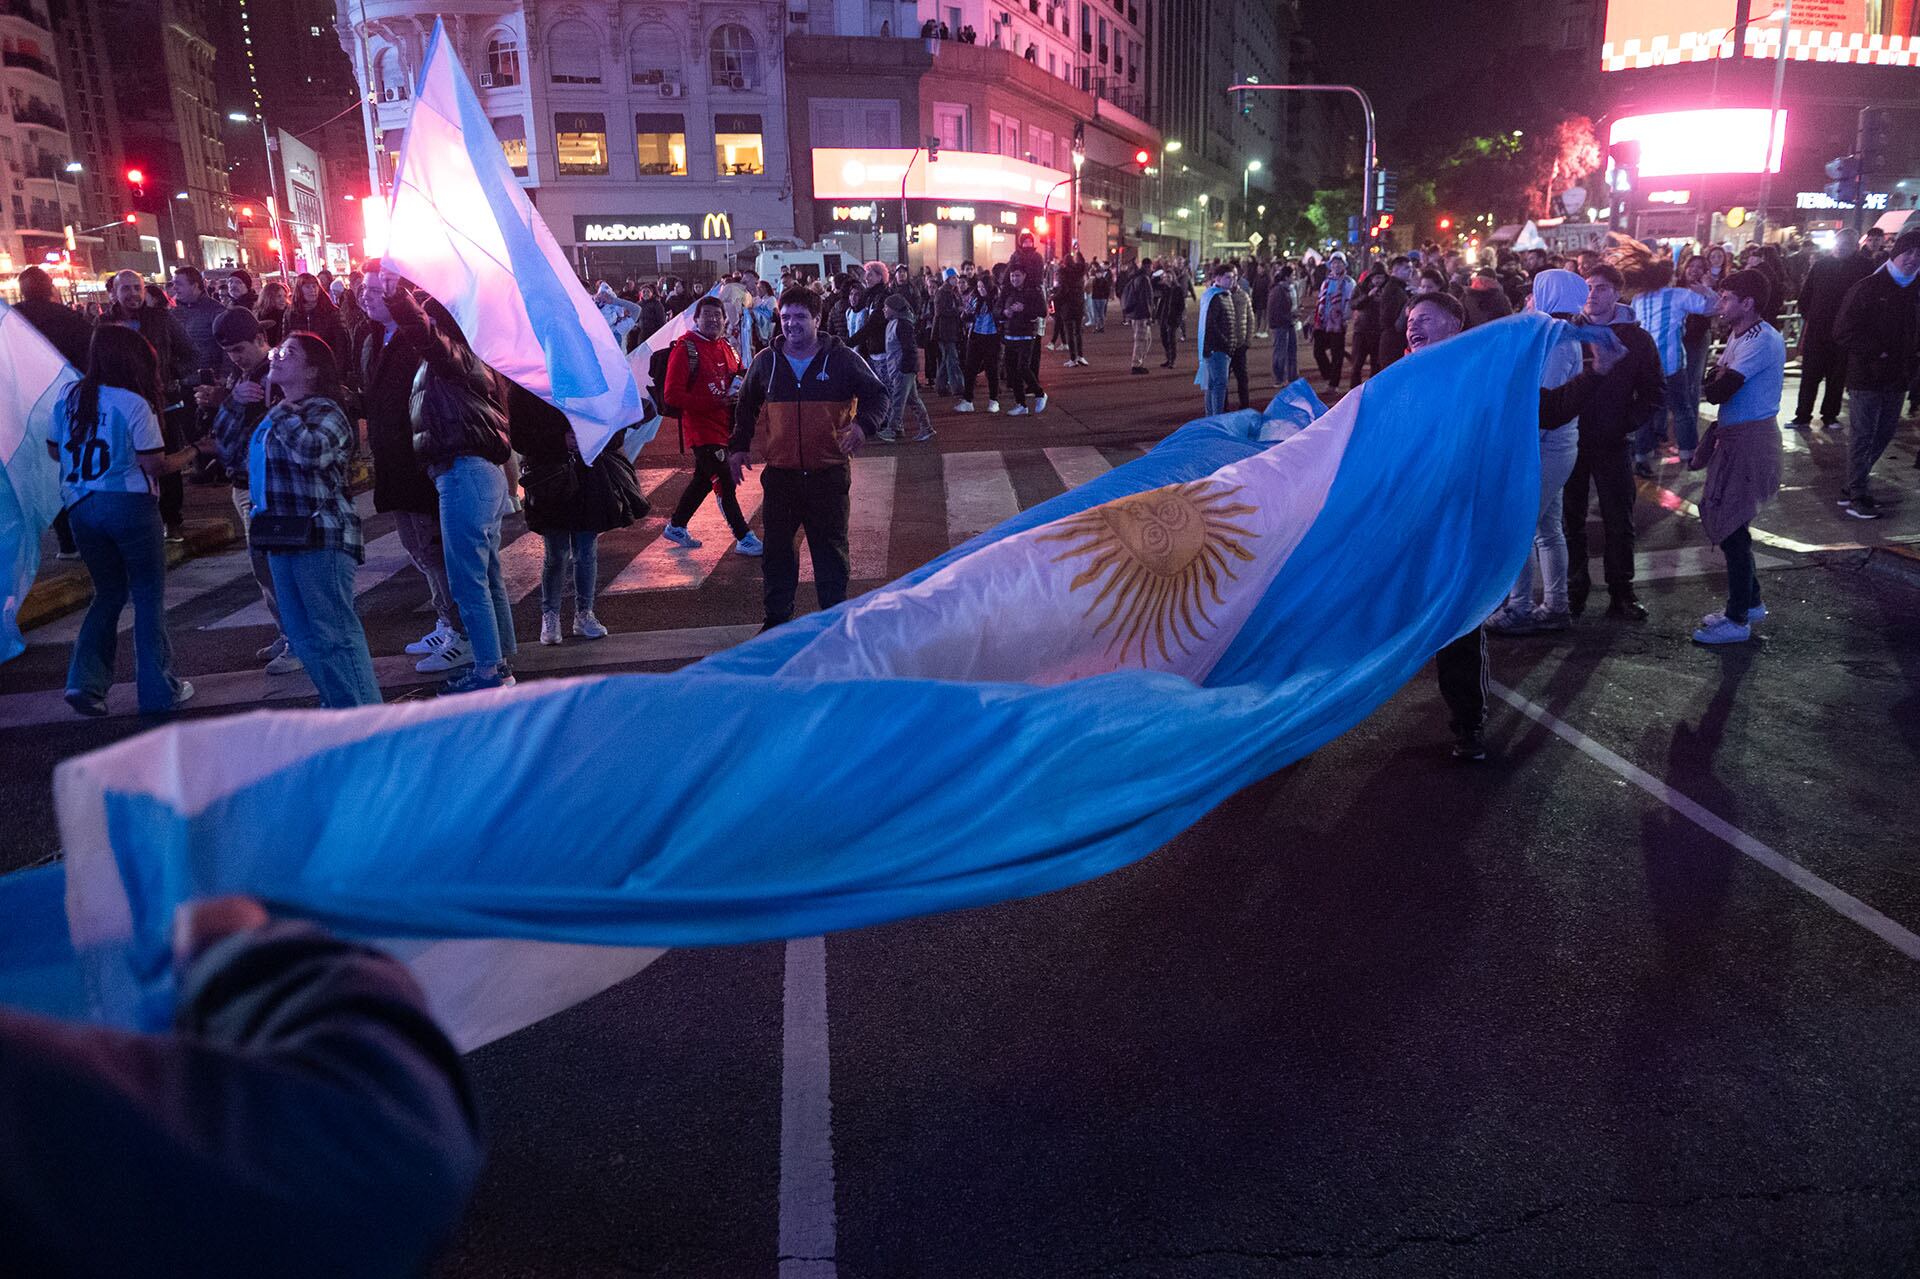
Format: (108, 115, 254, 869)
(27, 548, 257, 645)
(202, 528, 414, 630)
(801, 455, 896, 583)
(942, 451, 1019, 545)
(1042, 446, 1113, 493)
(601, 469, 763, 595)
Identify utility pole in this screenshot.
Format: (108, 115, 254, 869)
(1227, 83, 1376, 251)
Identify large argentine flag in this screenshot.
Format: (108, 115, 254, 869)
(382, 21, 645, 461)
(5, 315, 1585, 1047)
(0, 300, 77, 664)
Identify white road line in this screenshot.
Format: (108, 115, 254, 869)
(203, 529, 414, 629)
(1492, 680, 1920, 963)
(1638, 479, 1859, 556)
(1042, 445, 1114, 493)
(500, 531, 549, 604)
(802, 456, 896, 583)
(942, 451, 1020, 545)
(27, 549, 256, 645)
(779, 936, 838, 1279)
(1613, 545, 1788, 583)
(601, 470, 764, 594)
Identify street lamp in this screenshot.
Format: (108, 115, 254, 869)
(224, 109, 290, 283)
(64, 161, 82, 174)
(1242, 159, 1262, 239)
(1198, 192, 1209, 264)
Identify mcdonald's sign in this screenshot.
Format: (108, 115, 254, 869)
(573, 212, 735, 244)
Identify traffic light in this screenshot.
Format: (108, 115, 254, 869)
(1857, 108, 1894, 176)
(239, 203, 255, 219)
(125, 167, 144, 187)
(927, 136, 940, 163)
(122, 212, 136, 224)
(1032, 217, 1050, 237)
(1133, 148, 1150, 172)
(1239, 90, 1252, 119)
(1825, 154, 1863, 206)
(1379, 213, 1394, 229)
(1437, 215, 1453, 232)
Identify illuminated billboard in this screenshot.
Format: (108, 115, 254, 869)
(1602, 0, 1920, 70)
(811, 149, 1070, 211)
(1609, 108, 1788, 178)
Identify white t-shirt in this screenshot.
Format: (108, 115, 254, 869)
(48, 385, 163, 506)
(1716, 321, 1786, 423)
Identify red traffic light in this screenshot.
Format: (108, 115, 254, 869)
(125, 167, 144, 186)
(1438, 216, 1452, 231)
(123, 212, 137, 224)
(1133, 148, 1151, 170)
(239, 204, 254, 218)
(1031, 218, 1050, 236)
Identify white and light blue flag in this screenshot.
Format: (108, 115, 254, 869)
(381, 20, 646, 461)
(0, 300, 77, 665)
(7, 314, 1592, 1047)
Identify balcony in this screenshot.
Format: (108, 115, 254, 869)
(3, 49, 55, 78)
(11, 99, 66, 130)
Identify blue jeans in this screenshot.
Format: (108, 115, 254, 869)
(935, 341, 962, 394)
(1720, 525, 1761, 624)
(540, 529, 598, 614)
(435, 455, 516, 670)
(1635, 368, 1699, 459)
(1272, 325, 1298, 384)
(65, 491, 178, 712)
(270, 548, 381, 707)
(1204, 351, 1231, 416)
(1846, 386, 1904, 497)
(1506, 424, 1580, 616)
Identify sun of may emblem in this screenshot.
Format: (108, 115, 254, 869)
(1038, 480, 1259, 664)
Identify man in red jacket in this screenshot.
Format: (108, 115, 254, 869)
(662, 296, 763, 555)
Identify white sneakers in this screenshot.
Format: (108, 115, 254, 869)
(986, 400, 1000, 413)
(1033, 394, 1049, 414)
(1007, 404, 1030, 416)
(406, 621, 455, 656)
(661, 523, 702, 549)
(415, 632, 472, 672)
(264, 649, 304, 676)
(954, 400, 975, 413)
(542, 611, 610, 643)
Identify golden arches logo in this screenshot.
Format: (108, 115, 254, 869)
(701, 212, 733, 240)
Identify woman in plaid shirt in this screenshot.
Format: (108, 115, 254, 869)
(253, 333, 381, 707)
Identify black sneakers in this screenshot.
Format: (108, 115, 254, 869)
(1451, 728, 1488, 762)
(1845, 493, 1882, 519)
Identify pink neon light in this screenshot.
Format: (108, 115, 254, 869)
(1609, 108, 1788, 178)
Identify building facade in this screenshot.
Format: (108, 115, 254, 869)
(99, 0, 236, 271)
(337, 1, 797, 283)
(0, 0, 84, 288)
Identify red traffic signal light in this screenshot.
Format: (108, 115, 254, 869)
(1379, 213, 1394, 228)
(125, 167, 145, 186)
(1438, 216, 1452, 231)
(122, 212, 137, 224)
(239, 204, 254, 219)
(1133, 148, 1150, 170)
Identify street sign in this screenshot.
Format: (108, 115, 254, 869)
(1248, 231, 1264, 247)
(1347, 214, 1361, 243)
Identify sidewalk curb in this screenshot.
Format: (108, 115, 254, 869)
(20, 519, 239, 631)
(1858, 543, 1920, 592)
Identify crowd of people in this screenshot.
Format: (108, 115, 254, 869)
(15, 213, 1917, 720)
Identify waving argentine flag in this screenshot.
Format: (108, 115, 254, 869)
(4, 314, 1590, 1047)
(0, 300, 77, 665)
(381, 21, 646, 462)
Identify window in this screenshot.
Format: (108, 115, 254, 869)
(555, 111, 608, 174)
(933, 102, 967, 151)
(709, 24, 759, 89)
(635, 112, 687, 175)
(491, 115, 527, 176)
(988, 111, 1021, 159)
(629, 23, 679, 85)
(1029, 126, 1053, 163)
(373, 47, 406, 99)
(486, 33, 520, 86)
(810, 99, 899, 148)
(548, 20, 601, 84)
(714, 112, 764, 175)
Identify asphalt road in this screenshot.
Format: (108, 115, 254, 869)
(4, 322, 1920, 1276)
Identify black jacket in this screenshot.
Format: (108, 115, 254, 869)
(14, 297, 92, 367)
(1833, 266, 1920, 392)
(1463, 285, 1512, 329)
(1571, 320, 1665, 448)
(995, 283, 1046, 338)
(172, 295, 226, 373)
(1797, 252, 1875, 348)
(0, 923, 481, 1279)
(284, 298, 351, 363)
(506, 382, 645, 535)
(356, 322, 437, 514)
(387, 290, 504, 473)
